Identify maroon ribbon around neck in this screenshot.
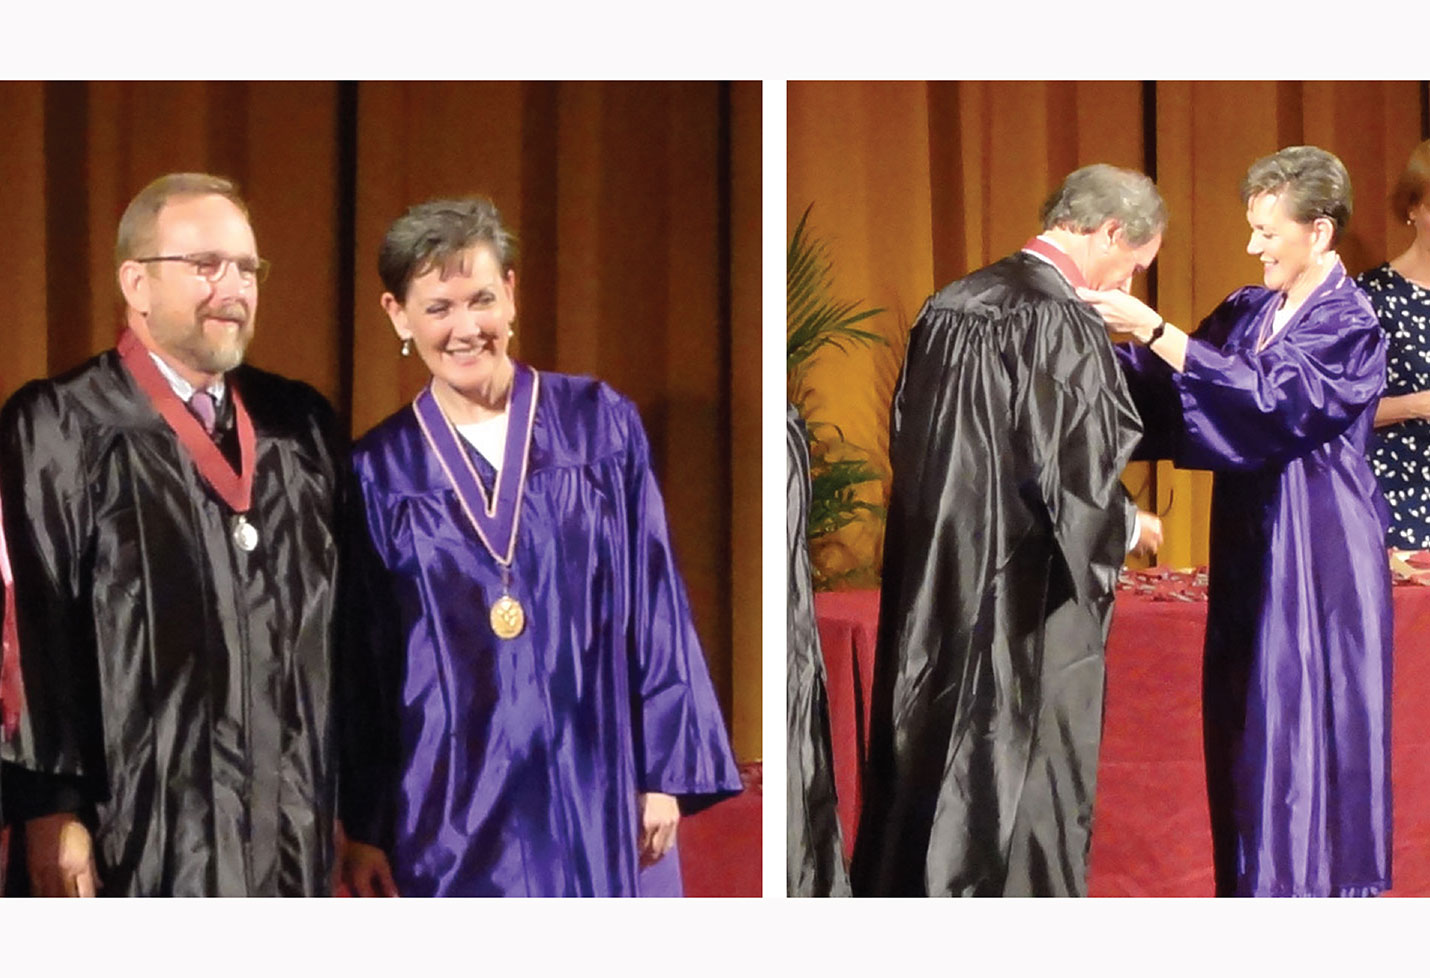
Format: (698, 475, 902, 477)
(117, 328, 255, 514)
(1022, 237, 1089, 291)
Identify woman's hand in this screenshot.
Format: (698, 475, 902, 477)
(1076, 286, 1163, 338)
(638, 791, 680, 867)
(341, 838, 400, 897)
(26, 812, 98, 897)
(1079, 285, 1189, 371)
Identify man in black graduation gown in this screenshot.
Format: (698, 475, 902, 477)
(0, 173, 343, 896)
(850, 164, 1167, 897)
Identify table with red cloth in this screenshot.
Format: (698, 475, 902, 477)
(814, 577, 1430, 896)
(680, 762, 762, 897)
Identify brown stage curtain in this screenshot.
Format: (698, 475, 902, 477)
(788, 79, 1428, 574)
(0, 80, 761, 761)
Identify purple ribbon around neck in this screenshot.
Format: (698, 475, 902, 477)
(412, 364, 539, 568)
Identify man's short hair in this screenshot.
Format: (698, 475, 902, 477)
(1240, 146, 1353, 244)
(1039, 164, 1167, 247)
(115, 173, 249, 267)
(1390, 139, 1430, 224)
(378, 196, 518, 303)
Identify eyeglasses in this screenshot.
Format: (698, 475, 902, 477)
(135, 252, 271, 285)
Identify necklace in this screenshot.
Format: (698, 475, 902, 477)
(413, 363, 539, 639)
(118, 329, 260, 553)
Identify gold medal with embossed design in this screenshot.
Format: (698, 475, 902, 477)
(489, 593, 525, 639)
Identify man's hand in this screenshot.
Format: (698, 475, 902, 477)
(1132, 510, 1163, 558)
(26, 812, 98, 897)
(341, 838, 400, 897)
(637, 791, 680, 868)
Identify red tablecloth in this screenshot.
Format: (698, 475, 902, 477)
(813, 589, 879, 859)
(815, 586, 1430, 895)
(681, 762, 762, 897)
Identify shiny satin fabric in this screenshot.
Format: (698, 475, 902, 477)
(1120, 262, 1391, 897)
(786, 405, 850, 897)
(850, 254, 1142, 896)
(340, 371, 742, 897)
(0, 351, 342, 895)
(1, 489, 18, 824)
(2, 489, 21, 741)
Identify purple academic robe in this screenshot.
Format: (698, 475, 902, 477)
(340, 370, 742, 896)
(1120, 262, 1392, 897)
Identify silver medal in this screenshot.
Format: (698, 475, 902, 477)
(232, 514, 259, 552)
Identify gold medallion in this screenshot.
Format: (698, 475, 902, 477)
(490, 593, 525, 639)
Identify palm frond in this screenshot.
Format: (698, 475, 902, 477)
(787, 202, 891, 590)
(786, 203, 887, 378)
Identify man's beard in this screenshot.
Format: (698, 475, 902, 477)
(153, 300, 254, 375)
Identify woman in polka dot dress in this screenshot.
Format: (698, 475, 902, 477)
(1364, 138, 1430, 551)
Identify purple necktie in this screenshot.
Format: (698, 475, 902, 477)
(189, 390, 216, 434)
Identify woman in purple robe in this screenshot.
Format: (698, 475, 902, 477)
(1079, 146, 1392, 897)
(337, 197, 742, 897)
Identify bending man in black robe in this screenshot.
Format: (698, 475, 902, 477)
(850, 164, 1166, 897)
(0, 173, 343, 896)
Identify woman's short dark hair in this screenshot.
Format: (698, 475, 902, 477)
(1390, 139, 1430, 224)
(1241, 146, 1353, 244)
(378, 196, 518, 302)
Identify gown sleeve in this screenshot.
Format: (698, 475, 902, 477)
(1, 488, 18, 825)
(1010, 301, 1143, 601)
(1, 491, 21, 740)
(1116, 343, 1186, 462)
(1171, 290, 1386, 471)
(617, 397, 742, 816)
(785, 404, 850, 896)
(0, 384, 102, 821)
(335, 461, 404, 852)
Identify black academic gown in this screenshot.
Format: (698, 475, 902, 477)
(786, 404, 851, 897)
(850, 253, 1141, 897)
(0, 350, 342, 896)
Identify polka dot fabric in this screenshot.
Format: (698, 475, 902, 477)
(1361, 262, 1430, 549)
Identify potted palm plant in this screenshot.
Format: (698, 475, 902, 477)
(787, 203, 889, 589)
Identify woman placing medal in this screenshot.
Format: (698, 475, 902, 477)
(337, 197, 742, 897)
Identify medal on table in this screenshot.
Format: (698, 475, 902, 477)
(118, 329, 259, 552)
(414, 363, 539, 640)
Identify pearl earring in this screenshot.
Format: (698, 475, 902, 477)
(400, 338, 412, 357)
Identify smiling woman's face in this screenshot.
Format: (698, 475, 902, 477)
(383, 243, 516, 405)
(1245, 191, 1326, 295)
